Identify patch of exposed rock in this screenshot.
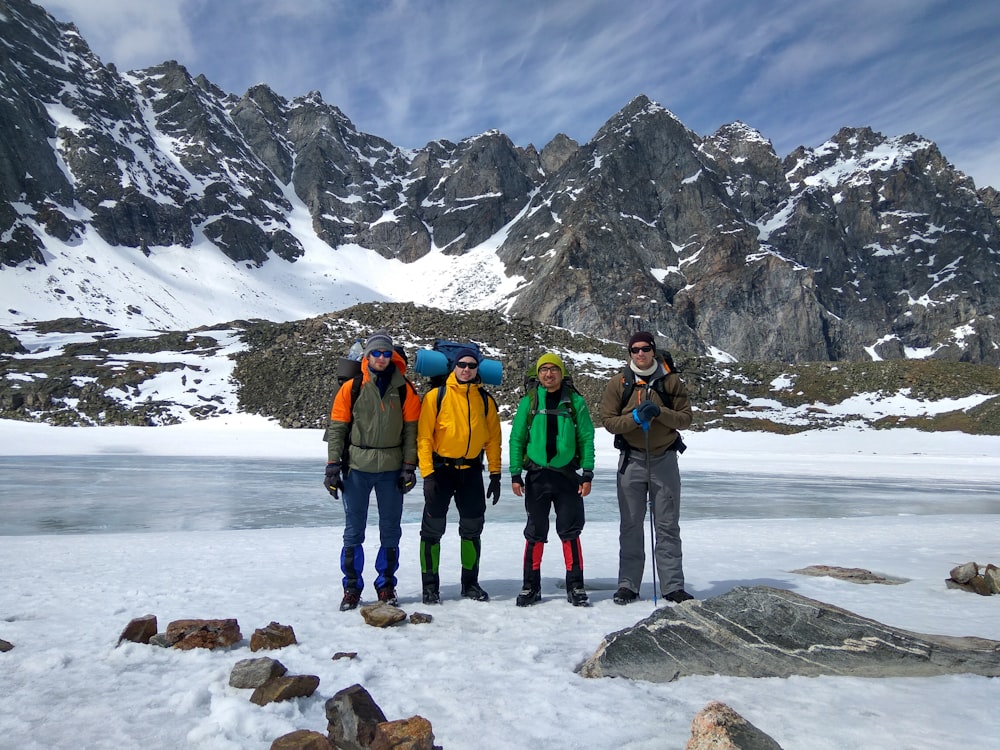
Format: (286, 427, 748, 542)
(577, 585, 1000, 682)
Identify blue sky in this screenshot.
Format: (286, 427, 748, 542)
(44, 0, 1000, 190)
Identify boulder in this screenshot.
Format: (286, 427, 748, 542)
(577, 585, 1000, 682)
(269, 729, 334, 749)
(371, 716, 435, 750)
(360, 602, 407, 628)
(116, 614, 158, 646)
(325, 683, 387, 750)
(789, 565, 906, 585)
(950, 562, 980, 584)
(250, 674, 320, 706)
(946, 561, 1000, 596)
(165, 618, 242, 650)
(229, 657, 288, 689)
(250, 621, 297, 651)
(686, 701, 783, 750)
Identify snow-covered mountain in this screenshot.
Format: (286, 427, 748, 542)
(2, 0, 1000, 365)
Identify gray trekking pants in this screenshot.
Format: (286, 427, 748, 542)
(616, 448, 684, 595)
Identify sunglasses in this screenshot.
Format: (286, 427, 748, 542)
(455, 361, 479, 369)
(630, 345, 654, 354)
(368, 350, 394, 358)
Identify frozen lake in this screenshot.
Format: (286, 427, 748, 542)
(3, 455, 1000, 535)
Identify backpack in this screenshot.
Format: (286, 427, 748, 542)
(615, 351, 687, 455)
(523, 366, 581, 430)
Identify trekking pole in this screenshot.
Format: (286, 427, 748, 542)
(644, 425, 658, 606)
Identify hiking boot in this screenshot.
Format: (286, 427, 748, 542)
(461, 583, 490, 602)
(664, 589, 694, 604)
(567, 586, 590, 607)
(339, 588, 361, 611)
(376, 586, 397, 606)
(515, 587, 542, 607)
(613, 587, 639, 605)
(422, 585, 441, 605)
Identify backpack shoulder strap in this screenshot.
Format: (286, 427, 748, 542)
(618, 367, 636, 412)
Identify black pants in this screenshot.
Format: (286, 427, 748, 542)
(522, 468, 584, 543)
(420, 466, 486, 586)
(521, 468, 585, 589)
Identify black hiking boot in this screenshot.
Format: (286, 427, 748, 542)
(422, 585, 441, 605)
(613, 587, 639, 605)
(339, 588, 361, 611)
(567, 586, 590, 607)
(664, 589, 694, 603)
(376, 586, 397, 606)
(515, 587, 541, 607)
(461, 583, 490, 602)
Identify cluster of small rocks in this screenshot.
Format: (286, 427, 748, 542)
(947, 561, 1000, 595)
(115, 614, 438, 749)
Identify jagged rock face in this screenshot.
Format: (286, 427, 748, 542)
(2, 0, 1000, 365)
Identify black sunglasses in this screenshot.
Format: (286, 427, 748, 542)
(630, 345, 654, 354)
(368, 350, 394, 358)
(455, 361, 479, 369)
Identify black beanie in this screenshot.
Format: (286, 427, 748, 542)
(627, 331, 656, 351)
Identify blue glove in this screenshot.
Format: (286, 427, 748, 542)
(632, 408, 649, 432)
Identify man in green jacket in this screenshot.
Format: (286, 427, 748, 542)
(509, 352, 595, 606)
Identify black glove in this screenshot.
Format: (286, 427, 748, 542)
(487, 473, 502, 505)
(422, 472, 437, 501)
(324, 462, 342, 498)
(636, 401, 661, 423)
(511, 473, 524, 488)
(398, 463, 417, 494)
(580, 470, 594, 485)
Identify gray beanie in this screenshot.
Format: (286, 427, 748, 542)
(363, 329, 393, 358)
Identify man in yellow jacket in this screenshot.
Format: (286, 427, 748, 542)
(417, 347, 502, 603)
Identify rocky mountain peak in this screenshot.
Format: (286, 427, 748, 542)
(2, 0, 999, 367)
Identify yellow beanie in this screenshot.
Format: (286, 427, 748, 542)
(535, 352, 565, 375)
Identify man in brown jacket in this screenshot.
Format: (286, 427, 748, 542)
(599, 331, 693, 605)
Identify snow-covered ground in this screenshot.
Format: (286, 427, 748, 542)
(2, 418, 999, 749)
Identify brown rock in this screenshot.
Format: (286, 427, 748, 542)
(250, 621, 297, 652)
(371, 716, 435, 750)
(686, 701, 783, 750)
(230, 657, 288, 689)
(360, 602, 407, 628)
(165, 618, 242, 650)
(409, 612, 433, 624)
(269, 729, 334, 749)
(250, 675, 320, 706)
(332, 651, 358, 661)
(790, 565, 906, 585)
(950, 562, 979, 584)
(325, 683, 387, 750)
(117, 614, 158, 646)
(0, 638, 13, 652)
(984, 564, 1000, 594)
